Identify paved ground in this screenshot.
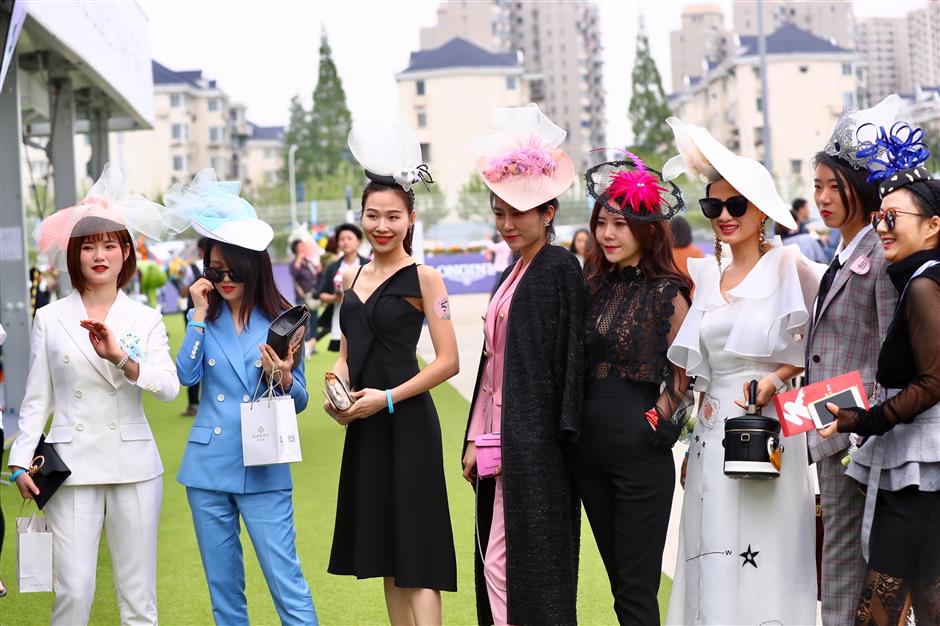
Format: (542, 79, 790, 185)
(416, 293, 686, 578)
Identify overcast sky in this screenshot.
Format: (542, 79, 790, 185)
(140, 0, 926, 149)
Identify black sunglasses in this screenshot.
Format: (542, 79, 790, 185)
(699, 195, 749, 219)
(203, 266, 244, 284)
(870, 208, 923, 231)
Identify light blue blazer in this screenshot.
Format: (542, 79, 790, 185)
(176, 303, 308, 493)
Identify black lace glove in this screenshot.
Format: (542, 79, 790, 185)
(829, 404, 890, 437)
(648, 410, 683, 450)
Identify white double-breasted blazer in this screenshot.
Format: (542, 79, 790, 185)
(9, 290, 179, 485)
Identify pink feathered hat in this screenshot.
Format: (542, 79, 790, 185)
(474, 104, 575, 211)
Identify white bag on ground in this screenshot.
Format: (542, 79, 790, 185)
(241, 378, 302, 466)
(16, 514, 53, 593)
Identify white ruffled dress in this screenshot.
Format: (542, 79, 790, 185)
(665, 245, 821, 626)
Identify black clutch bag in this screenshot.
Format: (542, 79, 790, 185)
(29, 434, 71, 510)
(267, 305, 310, 359)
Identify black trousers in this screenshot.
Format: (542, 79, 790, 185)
(573, 379, 675, 626)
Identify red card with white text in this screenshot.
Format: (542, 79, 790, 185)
(773, 371, 870, 437)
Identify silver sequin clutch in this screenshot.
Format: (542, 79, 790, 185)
(324, 372, 353, 411)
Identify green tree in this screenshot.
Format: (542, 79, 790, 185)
(282, 95, 308, 180)
(455, 173, 490, 222)
(628, 17, 674, 155)
(306, 27, 353, 179)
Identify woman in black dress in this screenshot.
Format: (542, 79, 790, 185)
(576, 155, 691, 624)
(325, 122, 459, 625)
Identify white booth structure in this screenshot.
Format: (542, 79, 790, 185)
(1, 0, 154, 436)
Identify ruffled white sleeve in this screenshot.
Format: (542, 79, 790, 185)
(723, 245, 824, 367)
(668, 257, 717, 391)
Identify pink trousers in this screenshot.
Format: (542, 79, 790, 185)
(484, 477, 510, 625)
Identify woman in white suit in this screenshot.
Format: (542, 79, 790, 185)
(8, 164, 179, 625)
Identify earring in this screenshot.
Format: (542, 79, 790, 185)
(543, 221, 551, 226)
(758, 218, 768, 255)
(714, 235, 722, 267)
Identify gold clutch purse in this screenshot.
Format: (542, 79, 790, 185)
(324, 372, 353, 411)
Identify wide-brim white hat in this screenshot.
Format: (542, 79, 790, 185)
(663, 117, 796, 230)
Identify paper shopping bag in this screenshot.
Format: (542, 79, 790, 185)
(241, 395, 303, 466)
(16, 515, 53, 593)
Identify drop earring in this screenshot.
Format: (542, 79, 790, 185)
(758, 218, 768, 256)
(714, 235, 722, 267)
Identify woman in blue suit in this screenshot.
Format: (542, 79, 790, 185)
(170, 170, 317, 625)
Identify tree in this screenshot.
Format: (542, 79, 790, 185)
(306, 27, 353, 179)
(282, 95, 308, 181)
(455, 173, 491, 222)
(628, 17, 674, 155)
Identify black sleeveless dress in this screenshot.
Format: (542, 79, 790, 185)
(328, 263, 457, 591)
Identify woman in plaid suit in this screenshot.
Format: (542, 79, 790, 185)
(822, 122, 940, 625)
(806, 97, 899, 626)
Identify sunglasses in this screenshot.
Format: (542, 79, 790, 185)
(870, 208, 923, 231)
(699, 195, 749, 219)
(203, 266, 244, 284)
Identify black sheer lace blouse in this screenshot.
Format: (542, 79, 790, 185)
(586, 266, 692, 420)
(840, 248, 940, 436)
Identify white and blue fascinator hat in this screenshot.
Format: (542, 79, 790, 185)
(163, 169, 273, 251)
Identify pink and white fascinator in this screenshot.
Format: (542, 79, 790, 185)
(473, 103, 575, 211)
(37, 162, 173, 267)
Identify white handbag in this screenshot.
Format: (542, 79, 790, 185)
(240, 371, 303, 466)
(16, 513, 53, 593)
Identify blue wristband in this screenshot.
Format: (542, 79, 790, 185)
(188, 321, 207, 330)
(386, 389, 395, 414)
(9, 468, 27, 483)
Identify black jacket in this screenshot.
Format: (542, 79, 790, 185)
(463, 244, 586, 625)
(316, 255, 369, 330)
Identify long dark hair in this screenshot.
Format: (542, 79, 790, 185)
(584, 201, 692, 294)
(361, 182, 415, 255)
(813, 152, 880, 228)
(204, 239, 290, 326)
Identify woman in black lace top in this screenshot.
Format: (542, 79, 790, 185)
(821, 129, 940, 624)
(574, 155, 692, 624)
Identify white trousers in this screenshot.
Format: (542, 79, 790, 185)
(43, 476, 162, 626)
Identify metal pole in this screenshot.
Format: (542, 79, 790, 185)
(288, 143, 298, 226)
(757, 0, 773, 174)
(0, 44, 32, 436)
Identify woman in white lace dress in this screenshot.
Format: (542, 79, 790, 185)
(662, 118, 824, 625)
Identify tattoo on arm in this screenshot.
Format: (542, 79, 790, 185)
(434, 296, 451, 320)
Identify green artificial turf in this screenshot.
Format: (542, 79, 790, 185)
(0, 314, 671, 625)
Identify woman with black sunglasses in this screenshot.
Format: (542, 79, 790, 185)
(662, 118, 822, 625)
(170, 170, 318, 625)
(820, 124, 940, 625)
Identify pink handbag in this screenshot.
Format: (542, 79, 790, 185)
(475, 432, 502, 478)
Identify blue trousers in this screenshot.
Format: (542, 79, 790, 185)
(186, 487, 318, 626)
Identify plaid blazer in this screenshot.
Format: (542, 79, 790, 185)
(805, 228, 896, 462)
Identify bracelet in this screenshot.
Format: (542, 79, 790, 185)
(9, 468, 26, 483)
(115, 352, 130, 370)
(767, 373, 786, 393)
(386, 389, 395, 414)
(644, 408, 659, 430)
(188, 321, 208, 331)
(684, 450, 690, 458)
